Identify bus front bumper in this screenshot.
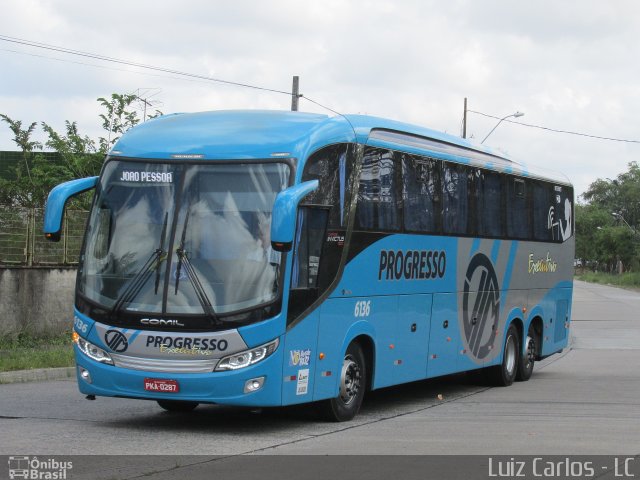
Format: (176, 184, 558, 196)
(74, 347, 284, 407)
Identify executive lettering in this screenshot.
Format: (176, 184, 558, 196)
(378, 249, 446, 281)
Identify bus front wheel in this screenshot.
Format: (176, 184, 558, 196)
(157, 400, 199, 412)
(488, 324, 519, 386)
(321, 342, 366, 422)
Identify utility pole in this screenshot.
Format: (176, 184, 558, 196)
(139, 96, 152, 122)
(462, 97, 467, 138)
(291, 76, 300, 111)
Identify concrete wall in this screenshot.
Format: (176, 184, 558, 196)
(0, 268, 77, 335)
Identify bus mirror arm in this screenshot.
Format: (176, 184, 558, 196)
(270, 180, 319, 252)
(43, 176, 99, 242)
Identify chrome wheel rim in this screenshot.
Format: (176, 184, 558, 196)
(524, 335, 535, 369)
(505, 334, 517, 376)
(339, 354, 361, 405)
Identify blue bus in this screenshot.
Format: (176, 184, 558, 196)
(44, 110, 574, 421)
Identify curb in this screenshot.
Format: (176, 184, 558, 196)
(0, 366, 76, 384)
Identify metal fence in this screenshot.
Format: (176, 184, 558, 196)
(0, 206, 88, 266)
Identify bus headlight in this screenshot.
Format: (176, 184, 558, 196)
(215, 338, 279, 371)
(74, 334, 114, 365)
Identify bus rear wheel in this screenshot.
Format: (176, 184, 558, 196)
(488, 324, 519, 386)
(516, 325, 537, 382)
(157, 400, 199, 412)
(321, 342, 366, 422)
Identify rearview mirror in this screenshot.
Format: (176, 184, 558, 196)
(43, 176, 98, 241)
(270, 180, 319, 252)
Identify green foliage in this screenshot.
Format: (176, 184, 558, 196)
(0, 114, 41, 206)
(1, 92, 161, 208)
(579, 162, 640, 272)
(576, 271, 640, 289)
(97, 93, 140, 153)
(0, 330, 74, 373)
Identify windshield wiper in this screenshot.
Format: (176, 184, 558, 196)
(109, 214, 168, 319)
(174, 212, 222, 327)
(154, 212, 169, 294)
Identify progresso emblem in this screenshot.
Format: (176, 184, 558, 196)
(104, 330, 129, 353)
(462, 253, 500, 360)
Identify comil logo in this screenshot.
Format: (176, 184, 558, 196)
(8, 456, 72, 479)
(462, 253, 500, 361)
(104, 330, 128, 353)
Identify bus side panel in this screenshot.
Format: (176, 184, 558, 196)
(281, 310, 320, 406)
(312, 297, 378, 401)
(392, 294, 432, 385)
(528, 284, 572, 357)
(427, 293, 462, 378)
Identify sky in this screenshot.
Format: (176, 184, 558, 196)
(1, 0, 639, 198)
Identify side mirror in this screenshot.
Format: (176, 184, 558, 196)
(43, 176, 98, 241)
(270, 180, 319, 252)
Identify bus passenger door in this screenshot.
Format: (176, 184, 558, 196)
(427, 293, 461, 378)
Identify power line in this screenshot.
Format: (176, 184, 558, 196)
(0, 34, 345, 118)
(468, 109, 640, 144)
(0, 34, 294, 97)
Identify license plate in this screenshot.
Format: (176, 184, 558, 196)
(144, 378, 180, 393)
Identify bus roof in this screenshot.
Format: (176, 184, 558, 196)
(110, 110, 571, 186)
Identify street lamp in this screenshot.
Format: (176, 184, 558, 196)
(481, 111, 524, 144)
(611, 212, 639, 237)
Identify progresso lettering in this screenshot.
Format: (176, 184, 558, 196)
(145, 335, 228, 351)
(378, 250, 446, 281)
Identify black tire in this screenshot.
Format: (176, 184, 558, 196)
(488, 324, 519, 386)
(321, 342, 366, 422)
(157, 400, 199, 412)
(516, 324, 537, 382)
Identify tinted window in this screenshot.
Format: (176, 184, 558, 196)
(402, 154, 440, 233)
(532, 181, 554, 241)
(506, 178, 531, 239)
(301, 144, 350, 228)
(356, 149, 401, 231)
(550, 185, 573, 241)
(442, 163, 469, 235)
(477, 170, 503, 237)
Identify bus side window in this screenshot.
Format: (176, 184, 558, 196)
(506, 178, 530, 239)
(477, 170, 503, 237)
(442, 163, 469, 235)
(288, 207, 329, 319)
(356, 149, 401, 232)
(402, 154, 440, 233)
(532, 181, 553, 241)
(553, 185, 573, 242)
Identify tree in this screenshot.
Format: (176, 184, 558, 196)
(579, 162, 640, 272)
(0, 114, 42, 206)
(581, 162, 640, 230)
(97, 93, 140, 153)
(1, 92, 161, 208)
(575, 204, 611, 265)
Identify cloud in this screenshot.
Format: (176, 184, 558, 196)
(1, 0, 639, 196)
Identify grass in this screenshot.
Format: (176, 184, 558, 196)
(576, 271, 640, 289)
(0, 330, 75, 372)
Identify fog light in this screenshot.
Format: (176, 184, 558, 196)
(78, 367, 92, 384)
(244, 376, 265, 393)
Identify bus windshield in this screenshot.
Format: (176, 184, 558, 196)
(78, 159, 290, 321)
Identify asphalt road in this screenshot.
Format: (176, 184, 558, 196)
(1, 280, 639, 464)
